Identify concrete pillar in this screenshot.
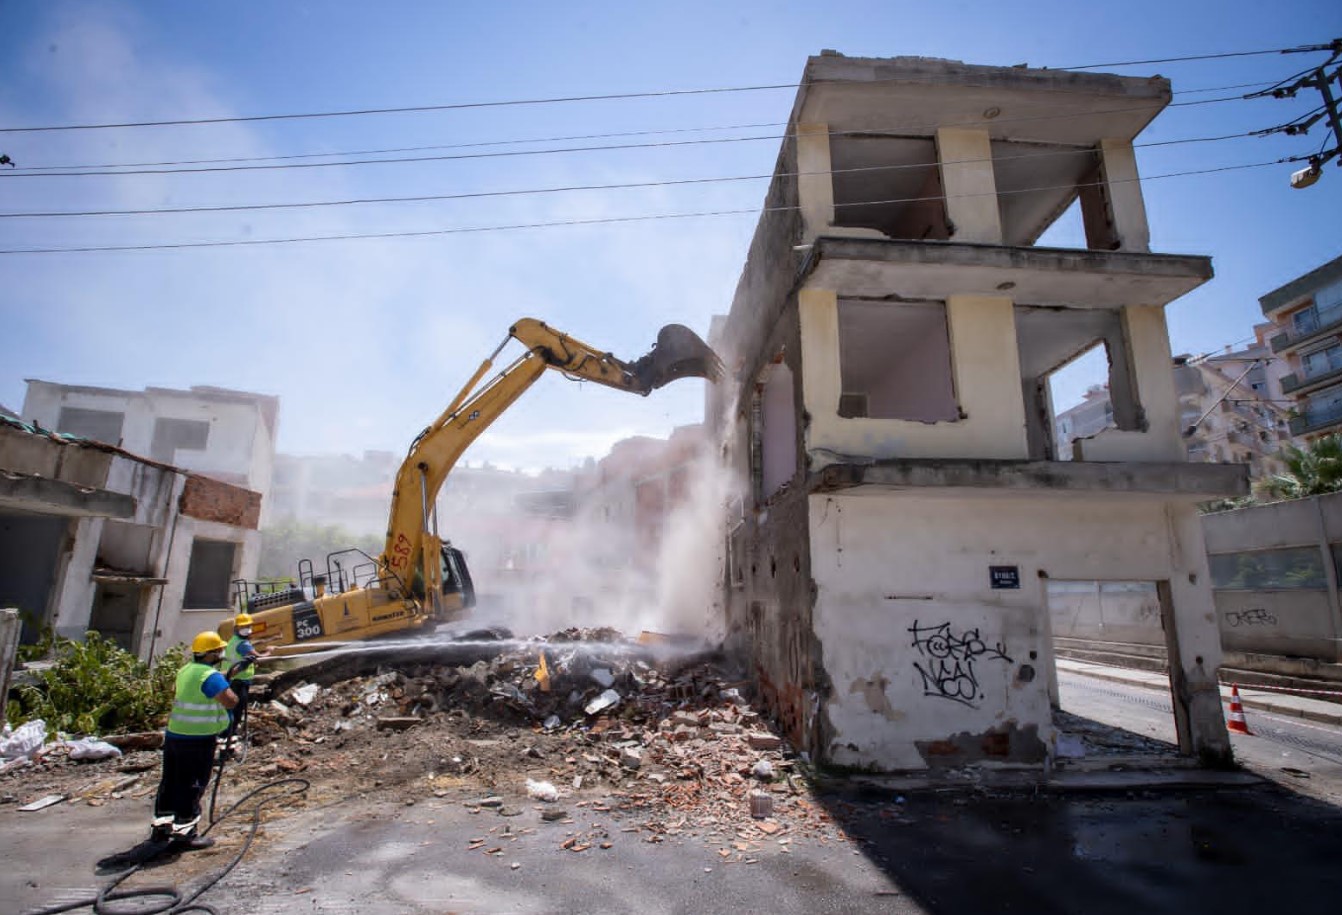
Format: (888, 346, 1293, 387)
(1079, 139, 1151, 253)
(796, 123, 837, 242)
(799, 287, 842, 419)
(945, 294, 1028, 453)
(49, 517, 103, 640)
(0, 608, 20, 728)
(1121, 306, 1185, 459)
(935, 128, 1002, 244)
(1163, 504, 1232, 767)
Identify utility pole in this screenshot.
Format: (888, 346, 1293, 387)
(1251, 38, 1342, 188)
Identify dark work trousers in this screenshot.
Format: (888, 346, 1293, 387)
(227, 679, 252, 730)
(154, 735, 218, 825)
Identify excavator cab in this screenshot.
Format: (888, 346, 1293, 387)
(441, 545, 476, 611)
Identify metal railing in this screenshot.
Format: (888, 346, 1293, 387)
(1273, 302, 1342, 352)
(1290, 400, 1342, 435)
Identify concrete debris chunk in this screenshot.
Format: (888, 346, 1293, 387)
(584, 689, 621, 716)
(18, 794, 66, 812)
(289, 683, 322, 706)
(526, 779, 560, 802)
(619, 747, 643, 771)
(376, 716, 423, 732)
(747, 732, 782, 751)
(590, 668, 615, 688)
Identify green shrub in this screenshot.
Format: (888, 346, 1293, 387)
(8, 633, 189, 738)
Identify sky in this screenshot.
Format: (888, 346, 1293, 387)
(1, 1, 1340, 471)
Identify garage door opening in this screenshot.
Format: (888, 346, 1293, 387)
(1046, 579, 1193, 764)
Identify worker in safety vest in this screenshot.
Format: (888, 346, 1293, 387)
(150, 632, 237, 849)
(221, 613, 266, 728)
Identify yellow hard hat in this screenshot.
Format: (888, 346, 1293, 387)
(235, 613, 254, 627)
(191, 631, 227, 654)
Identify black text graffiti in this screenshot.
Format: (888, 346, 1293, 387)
(908, 620, 1013, 708)
(1225, 608, 1278, 627)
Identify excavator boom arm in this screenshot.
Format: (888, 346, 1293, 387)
(379, 319, 721, 594)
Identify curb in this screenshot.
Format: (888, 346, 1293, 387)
(1059, 663, 1342, 728)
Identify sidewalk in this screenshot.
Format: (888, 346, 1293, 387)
(1057, 658, 1342, 728)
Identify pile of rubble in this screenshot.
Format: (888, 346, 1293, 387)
(2, 629, 851, 857)
(246, 628, 845, 851)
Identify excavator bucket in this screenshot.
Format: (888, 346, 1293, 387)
(629, 324, 725, 392)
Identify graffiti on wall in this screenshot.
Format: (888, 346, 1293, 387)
(1225, 608, 1278, 627)
(909, 620, 1013, 708)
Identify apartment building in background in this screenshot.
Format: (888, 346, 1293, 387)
(1262, 254, 1342, 438)
(22, 381, 278, 512)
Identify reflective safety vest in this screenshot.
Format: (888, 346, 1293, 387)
(166, 661, 229, 736)
(223, 634, 255, 682)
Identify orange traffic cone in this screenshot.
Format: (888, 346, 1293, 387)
(1226, 684, 1251, 735)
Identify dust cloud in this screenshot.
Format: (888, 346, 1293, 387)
(461, 431, 741, 642)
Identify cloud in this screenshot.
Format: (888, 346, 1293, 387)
(0, 5, 753, 469)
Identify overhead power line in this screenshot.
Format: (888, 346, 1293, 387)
(0, 158, 1279, 255)
(0, 95, 1263, 181)
(1055, 41, 1338, 71)
(1, 41, 1334, 135)
(4, 79, 1285, 175)
(0, 129, 1269, 220)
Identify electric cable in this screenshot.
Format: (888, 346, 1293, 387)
(0, 94, 1264, 180)
(0, 157, 1282, 255)
(1, 41, 1332, 134)
(19, 777, 310, 915)
(0, 129, 1271, 220)
(2, 77, 1285, 174)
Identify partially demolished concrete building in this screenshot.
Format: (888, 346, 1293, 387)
(0, 417, 262, 658)
(709, 52, 1248, 771)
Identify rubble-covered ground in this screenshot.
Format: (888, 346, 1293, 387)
(1, 629, 850, 864)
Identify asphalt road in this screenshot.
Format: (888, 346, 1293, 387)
(1058, 669, 1342, 803)
(9, 671, 1342, 915)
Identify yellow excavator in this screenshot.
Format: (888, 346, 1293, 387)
(220, 318, 721, 653)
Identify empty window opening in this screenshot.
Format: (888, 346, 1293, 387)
(151, 417, 210, 463)
(56, 407, 124, 445)
(759, 357, 797, 501)
(182, 538, 237, 609)
(1033, 195, 1085, 249)
(1049, 349, 1112, 461)
(1016, 306, 1142, 460)
(838, 300, 958, 422)
(830, 136, 948, 240)
(994, 140, 1094, 247)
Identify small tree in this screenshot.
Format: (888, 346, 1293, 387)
(1260, 434, 1342, 500)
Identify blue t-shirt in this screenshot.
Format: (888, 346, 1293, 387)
(200, 671, 229, 699)
(235, 639, 256, 658)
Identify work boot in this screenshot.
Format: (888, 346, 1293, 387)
(170, 832, 215, 851)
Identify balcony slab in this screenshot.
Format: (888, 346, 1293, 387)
(799, 237, 1211, 308)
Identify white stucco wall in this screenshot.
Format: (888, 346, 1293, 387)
(147, 517, 261, 655)
(801, 290, 1029, 463)
(809, 490, 1223, 770)
(23, 383, 274, 499)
